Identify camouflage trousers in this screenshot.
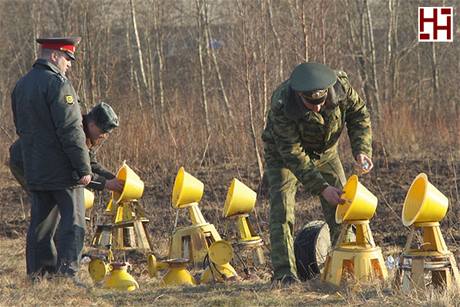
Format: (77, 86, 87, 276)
(265, 152, 346, 281)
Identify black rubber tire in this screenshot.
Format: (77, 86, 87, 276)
(294, 220, 329, 281)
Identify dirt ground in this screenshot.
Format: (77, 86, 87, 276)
(1, 158, 460, 305)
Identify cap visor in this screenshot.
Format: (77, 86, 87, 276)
(304, 96, 327, 105)
(65, 51, 76, 61)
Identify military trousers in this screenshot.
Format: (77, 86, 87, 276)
(10, 159, 59, 276)
(26, 188, 86, 279)
(266, 152, 346, 281)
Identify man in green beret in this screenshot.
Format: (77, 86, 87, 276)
(9, 102, 123, 193)
(83, 102, 124, 191)
(262, 62, 373, 284)
(11, 36, 93, 282)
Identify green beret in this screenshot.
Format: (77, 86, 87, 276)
(289, 62, 337, 92)
(88, 102, 119, 133)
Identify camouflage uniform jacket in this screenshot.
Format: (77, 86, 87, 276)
(11, 59, 91, 190)
(262, 71, 372, 195)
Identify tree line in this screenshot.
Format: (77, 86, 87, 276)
(0, 0, 459, 181)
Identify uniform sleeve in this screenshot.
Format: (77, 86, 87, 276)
(269, 106, 329, 195)
(9, 139, 23, 168)
(48, 79, 91, 177)
(340, 74, 373, 158)
(11, 85, 19, 133)
(87, 148, 115, 191)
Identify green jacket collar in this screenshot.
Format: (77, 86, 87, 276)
(33, 59, 66, 78)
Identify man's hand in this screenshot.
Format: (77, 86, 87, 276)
(105, 178, 124, 192)
(321, 186, 345, 206)
(355, 153, 373, 174)
(79, 175, 92, 186)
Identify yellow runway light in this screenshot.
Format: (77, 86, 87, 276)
(395, 173, 460, 292)
(322, 176, 387, 287)
(172, 167, 204, 208)
(336, 175, 377, 223)
(402, 173, 448, 226)
(112, 163, 144, 204)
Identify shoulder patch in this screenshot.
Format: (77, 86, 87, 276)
(65, 95, 74, 104)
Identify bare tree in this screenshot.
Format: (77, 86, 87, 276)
(237, 0, 264, 179)
(430, 42, 439, 100)
(363, 0, 381, 117)
(203, 0, 234, 121)
(255, 0, 269, 124)
(129, 0, 148, 92)
(196, 0, 211, 137)
(153, 0, 165, 115)
(267, 0, 284, 82)
(301, 1, 309, 62)
(383, 0, 396, 103)
(343, 0, 381, 121)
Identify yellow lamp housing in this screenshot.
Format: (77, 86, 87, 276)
(103, 262, 139, 291)
(88, 258, 109, 283)
(170, 168, 209, 225)
(208, 240, 234, 265)
(402, 173, 449, 226)
(172, 167, 204, 208)
(222, 179, 260, 242)
(223, 178, 257, 218)
(336, 175, 378, 224)
(84, 188, 95, 210)
(112, 163, 145, 204)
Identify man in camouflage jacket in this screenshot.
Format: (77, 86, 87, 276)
(262, 63, 373, 284)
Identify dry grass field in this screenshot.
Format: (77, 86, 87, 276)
(1, 1, 460, 305)
(1, 237, 459, 307)
(1, 154, 460, 306)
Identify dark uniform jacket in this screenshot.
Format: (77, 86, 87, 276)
(9, 138, 114, 191)
(262, 71, 372, 195)
(88, 149, 115, 190)
(11, 59, 91, 190)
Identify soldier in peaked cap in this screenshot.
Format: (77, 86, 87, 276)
(36, 37, 81, 61)
(262, 62, 373, 285)
(11, 36, 92, 282)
